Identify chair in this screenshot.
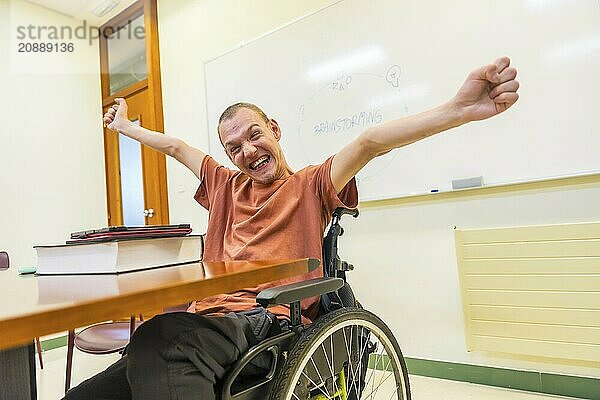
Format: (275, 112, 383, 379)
(64, 304, 190, 392)
(0, 251, 9, 270)
(0, 251, 45, 370)
(219, 208, 412, 400)
(64, 315, 143, 392)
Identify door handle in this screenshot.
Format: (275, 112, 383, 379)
(143, 208, 154, 218)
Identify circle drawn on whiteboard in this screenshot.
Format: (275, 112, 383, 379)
(386, 65, 401, 88)
(297, 67, 408, 181)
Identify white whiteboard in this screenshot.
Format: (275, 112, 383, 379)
(204, 0, 600, 201)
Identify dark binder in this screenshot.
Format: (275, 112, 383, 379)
(69, 224, 192, 243)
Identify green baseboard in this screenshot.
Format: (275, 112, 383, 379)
(40, 335, 68, 352)
(368, 354, 599, 400)
(42, 336, 598, 399)
(405, 357, 600, 400)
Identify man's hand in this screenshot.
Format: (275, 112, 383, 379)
(453, 56, 519, 123)
(103, 98, 130, 131)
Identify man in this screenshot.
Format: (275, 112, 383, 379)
(65, 57, 518, 399)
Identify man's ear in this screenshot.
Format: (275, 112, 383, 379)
(269, 118, 282, 141)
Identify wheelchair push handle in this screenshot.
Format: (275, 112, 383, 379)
(332, 207, 359, 223)
(328, 208, 359, 239)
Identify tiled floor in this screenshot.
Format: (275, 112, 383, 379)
(37, 347, 573, 400)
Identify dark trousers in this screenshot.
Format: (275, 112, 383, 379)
(63, 310, 278, 400)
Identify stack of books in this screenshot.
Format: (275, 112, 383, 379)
(35, 224, 203, 275)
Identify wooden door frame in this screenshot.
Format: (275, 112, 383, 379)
(99, 0, 169, 226)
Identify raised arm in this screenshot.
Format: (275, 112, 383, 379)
(103, 98, 206, 178)
(330, 56, 519, 193)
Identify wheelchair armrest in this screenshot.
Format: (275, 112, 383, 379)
(256, 277, 344, 307)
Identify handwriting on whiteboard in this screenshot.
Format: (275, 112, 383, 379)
(313, 109, 383, 135)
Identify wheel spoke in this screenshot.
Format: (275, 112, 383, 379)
(343, 326, 360, 397)
(318, 339, 337, 395)
(386, 384, 402, 400)
(329, 332, 340, 396)
(342, 325, 358, 396)
(362, 344, 379, 399)
(367, 367, 394, 399)
(309, 354, 326, 392)
(300, 369, 331, 399)
(355, 325, 373, 397)
(373, 353, 396, 399)
(357, 333, 400, 399)
(345, 325, 369, 398)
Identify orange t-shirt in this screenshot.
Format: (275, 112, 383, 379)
(191, 155, 358, 322)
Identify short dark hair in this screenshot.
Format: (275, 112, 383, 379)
(217, 103, 269, 146)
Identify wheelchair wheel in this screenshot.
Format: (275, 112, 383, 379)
(270, 308, 410, 400)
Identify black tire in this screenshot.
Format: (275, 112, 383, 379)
(270, 308, 411, 400)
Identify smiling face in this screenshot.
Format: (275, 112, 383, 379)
(218, 106, 292, 184)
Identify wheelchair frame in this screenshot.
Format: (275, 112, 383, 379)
(220, 208, 411, 400)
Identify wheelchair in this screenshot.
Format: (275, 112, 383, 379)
(220, 208, 411, 400)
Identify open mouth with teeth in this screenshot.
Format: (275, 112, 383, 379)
(249, 155, 270, 170)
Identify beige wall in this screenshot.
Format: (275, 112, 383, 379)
(0, 0, 106, 266)
(156, 0, 600, 378)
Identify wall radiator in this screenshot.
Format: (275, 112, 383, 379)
(455, 222, 600, 363)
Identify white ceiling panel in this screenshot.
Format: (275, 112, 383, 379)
(24, 0, 138, 25)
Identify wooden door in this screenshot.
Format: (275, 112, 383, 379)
(103, 86, 169, 226)
(100, 0, 168, 227)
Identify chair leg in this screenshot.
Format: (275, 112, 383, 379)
(65, 330, 75, 393)
(129, 316, 136, 337)
(35, 337, 43, 369)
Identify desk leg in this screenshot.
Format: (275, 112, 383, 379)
(0, 343, 37, 400)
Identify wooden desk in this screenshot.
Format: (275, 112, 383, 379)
(0, 258, 318, 399)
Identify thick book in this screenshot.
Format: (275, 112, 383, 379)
(35, 235, 203, 275)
